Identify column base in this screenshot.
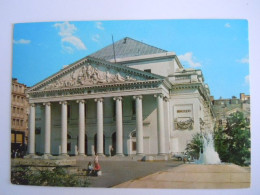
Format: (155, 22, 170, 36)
(24, 154, 39, 159)
(78, 153, 86, 157)
(136, 153, 144, 156)
(97, 153, 105, 157)
(42, 154, 52, 159)
(116, 153, 124, 157)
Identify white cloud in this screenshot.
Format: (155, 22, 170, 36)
(13, 39, 31, 44)
(62, 36, 86, 50)
(92, 34, 100, 42)
(96, 22, 104, 30)
(54, 21, 77, 37)
(54, 21, 86, 52)
(178, 52, 201, 68)
(237, 56, 249, 64)
(225, 23, 231, 28)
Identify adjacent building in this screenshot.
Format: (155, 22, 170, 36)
(212, 93, 250, 128)
(11, 78, 29, 155)
(26, 37, 214, 158)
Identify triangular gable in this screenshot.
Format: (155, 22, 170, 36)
(27, 56, 165, 92)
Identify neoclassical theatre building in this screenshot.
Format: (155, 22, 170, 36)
(26, 37, 214, 158)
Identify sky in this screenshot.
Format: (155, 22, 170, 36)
(12, 20, 249, 99)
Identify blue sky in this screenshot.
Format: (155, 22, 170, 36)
(12, 20, 249, 99)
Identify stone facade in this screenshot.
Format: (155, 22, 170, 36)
(11, 78, 29, 153)
(26, 37, 214, 158)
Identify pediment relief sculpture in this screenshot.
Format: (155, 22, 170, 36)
(42, 64, 137, 90)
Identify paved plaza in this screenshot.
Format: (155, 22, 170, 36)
(75, 157, 183, 188)
(114, 163, 251, 189)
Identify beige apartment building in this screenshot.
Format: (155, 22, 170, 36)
(11, 78, 29, 156)
(212, 93, 250, 128)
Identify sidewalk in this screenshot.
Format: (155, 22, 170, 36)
(76, 159, 183, 188)
(113, 164, 251, 189)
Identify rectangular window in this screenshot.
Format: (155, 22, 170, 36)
(132, 141, 136, 151)
(67, 143, 71, 151)
(16, 134, 23, 143)
(11, 133, 15, 143)
(144, 69, 151, 73)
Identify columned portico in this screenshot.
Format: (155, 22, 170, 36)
(95, 98, 104, 156)
(114, 97, 123, 156)
(155, 94, 166, 155)
(60, 101, 68, 156)
(43, 102, 52, 157)
(133, 95, 144, 155)
(26, 56, 176, 158)
(28, 103, 36, 155)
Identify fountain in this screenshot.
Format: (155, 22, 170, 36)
(196, 132, 221, 164)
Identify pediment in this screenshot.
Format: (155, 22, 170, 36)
(28, 57, 164, 92)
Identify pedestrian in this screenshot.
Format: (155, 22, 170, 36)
(87, 162, 93, 175)
(110, 146, 114, 156)
(14, 149, 17, 158)
(93, 161, 101, 176)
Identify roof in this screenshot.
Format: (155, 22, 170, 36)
(89, 37, 168, 61)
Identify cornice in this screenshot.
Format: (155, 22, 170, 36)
(28, 56, 165, 93)
(28, 79, 163, 95)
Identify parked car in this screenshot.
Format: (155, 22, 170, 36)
(173, 153, 188, 161)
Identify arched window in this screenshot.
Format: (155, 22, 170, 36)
(130, 130, 136, 138)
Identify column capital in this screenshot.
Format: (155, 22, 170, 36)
(76, 99, 85, 104)
(154, 94, 164, 98)
(43, 102, 51, 106)
(113, 96, 122, 101)
(164, 97, 170, 102)
(133, 95, 142, 100)
(94, 98, 104, 102)
(30, 103, 36, 107)
(59, 101, 67, 105)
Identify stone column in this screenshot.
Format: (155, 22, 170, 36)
(164, 97, 171, 154)
(60, 101, 68, 156)
(77, 100, 86, 156)
(95, 98, 104, 156)
(43, 102, 52, 158)
(133, 95, 144, 155)
(155, 94, 166, 155)
(113, 97, 123, 156)
(28, 103, 36, 155)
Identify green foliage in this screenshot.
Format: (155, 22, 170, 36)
(185, 133, 203, 159)
(11, 166, 90, 187)
(214, 111, 251, 166)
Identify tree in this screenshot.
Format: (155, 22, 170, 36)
(214, 111, 250, 166)
(185, 133, 203, 160)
